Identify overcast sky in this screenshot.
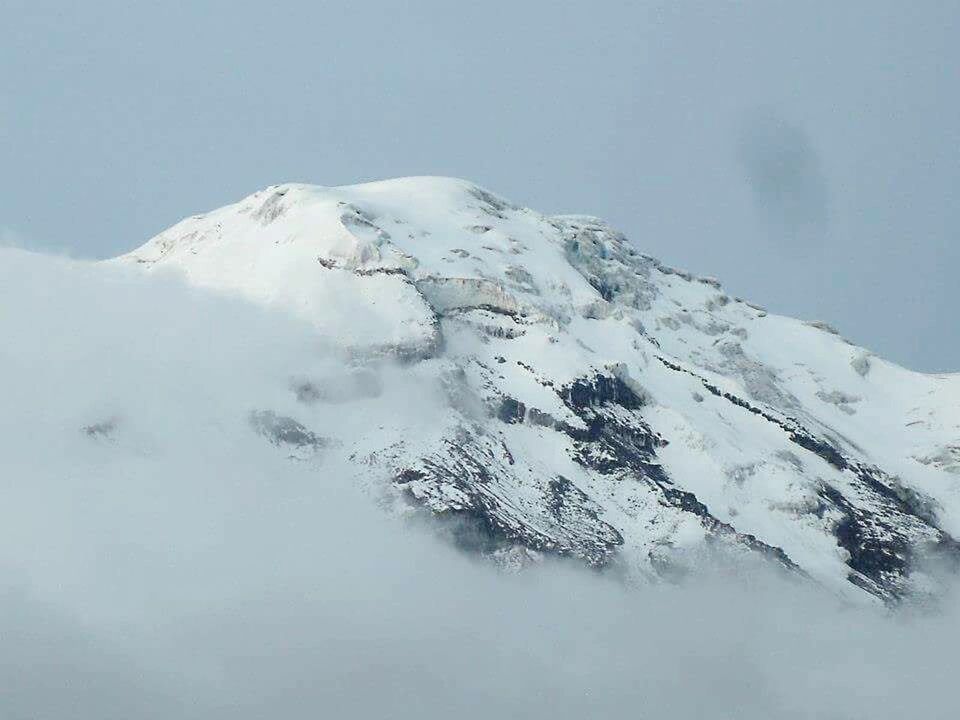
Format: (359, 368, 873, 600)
(2, 1, 957, 371)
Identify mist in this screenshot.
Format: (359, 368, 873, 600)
(2, 246, 958, 719)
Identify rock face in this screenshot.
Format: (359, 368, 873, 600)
(116, 177, 960, 604)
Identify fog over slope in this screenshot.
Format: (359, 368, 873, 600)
(2, 242, 959, 719)
(106, 178, 960, 605)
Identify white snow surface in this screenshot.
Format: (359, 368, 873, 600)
(113, 176, 960, 603)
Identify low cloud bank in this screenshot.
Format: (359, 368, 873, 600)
(1, 248, 956, 719)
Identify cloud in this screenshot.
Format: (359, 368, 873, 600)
(0, 227, 25, 248)
(0, 226, 74, 255)
(1, 247, 957, 719)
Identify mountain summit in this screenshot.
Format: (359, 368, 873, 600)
(117, 177, 960, 603)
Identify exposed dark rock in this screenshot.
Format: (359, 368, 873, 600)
(395, 469, 426, 485)
(554, 370, 799, 573)
(392, 433, 624, 566)
(249, 410, 327, 453)
(544, 475, 625, 560)
(817, 483, 910, 600)
(561, 373, 645, 412)
(353, 265, 408, 277)
(526, 407, 558, 428)
(496, 396, 526, 424)
(655, 353, 960, 601)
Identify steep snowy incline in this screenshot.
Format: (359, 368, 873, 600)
(115, 177, 960, 603)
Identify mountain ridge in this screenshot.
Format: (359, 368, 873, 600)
(113, 176, 960, 604)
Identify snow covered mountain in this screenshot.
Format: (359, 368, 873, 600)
(115, 177, 960, 604)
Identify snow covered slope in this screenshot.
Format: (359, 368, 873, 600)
(115, 177, 960, 604)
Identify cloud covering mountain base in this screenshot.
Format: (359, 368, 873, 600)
(2, 246, 959, 718)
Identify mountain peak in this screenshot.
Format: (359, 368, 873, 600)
(113, 178, 960, 604)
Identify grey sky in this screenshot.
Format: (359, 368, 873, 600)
(2, 0, 957, 371)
